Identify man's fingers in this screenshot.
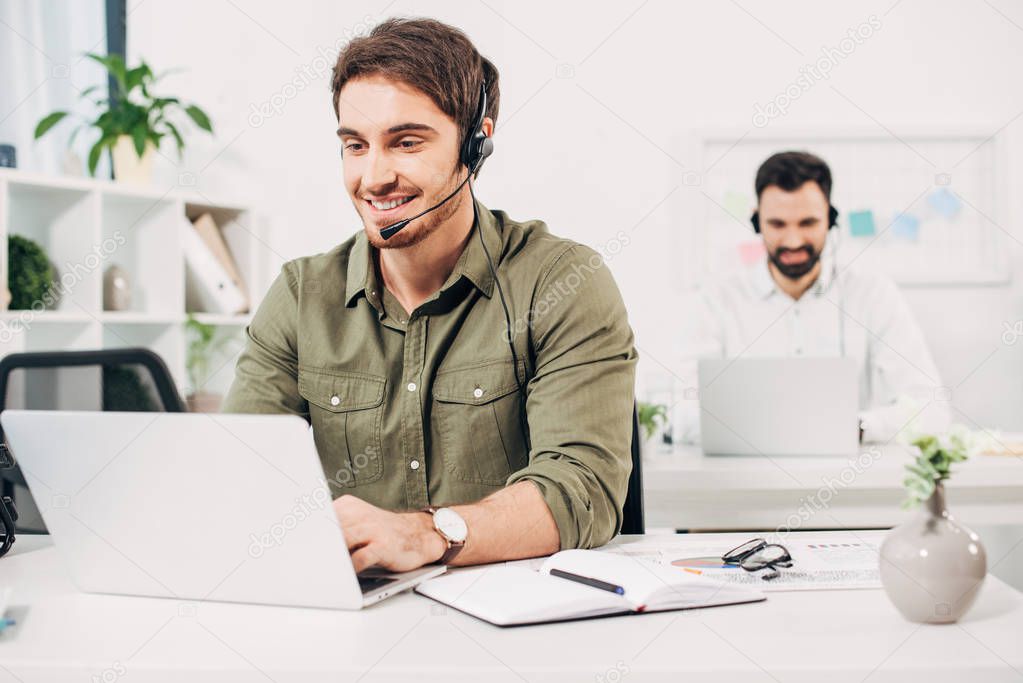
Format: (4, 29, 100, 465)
(350, 544, 381, 574)
(343, 523, 372, 551)
(333, 494, 364, 518)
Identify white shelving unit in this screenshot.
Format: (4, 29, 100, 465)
(0, 168, 264, 401)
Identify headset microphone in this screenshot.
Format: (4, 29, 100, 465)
(379, 173, 473, 240)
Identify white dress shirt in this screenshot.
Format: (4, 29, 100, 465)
(674, 255, 949, 444)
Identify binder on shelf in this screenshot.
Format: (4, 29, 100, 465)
(182, 219, 247, 315)
(191, 213, 250, 311)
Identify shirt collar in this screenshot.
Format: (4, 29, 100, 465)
(344, 199, 500, 308)
(451, 199, 499, 299)
(344, 230, 375, 307)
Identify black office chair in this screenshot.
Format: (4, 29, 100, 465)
(620, 404, 645, 535)
(0, 348, 185, 546)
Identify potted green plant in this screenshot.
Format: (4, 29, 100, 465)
(7, 235, 56, 311)
(879, 425, 987, 623)
(33, 53, 213, 183)
(637, 401, 669, 456)
(185, 314, 233, 412)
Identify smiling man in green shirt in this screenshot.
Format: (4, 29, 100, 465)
(223, 17, 637, 573)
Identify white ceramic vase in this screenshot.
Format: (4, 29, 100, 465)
(879, 482, 986, 623)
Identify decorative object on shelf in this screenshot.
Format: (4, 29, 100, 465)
(103, 264, 132, 311)
(7, 235, 55, 311)
(33, 53, 214, 183)
(60, 149, 84, 176)
(0, 144, 15, 168)
(192, 213, 250, 311)
(182, 218, 247, 315)
(880, 426, 987, 623)
(185, 314, 232, 413)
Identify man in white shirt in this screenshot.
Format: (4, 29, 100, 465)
(676, 151, 949, 444)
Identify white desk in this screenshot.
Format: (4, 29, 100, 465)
(1, 531, 1021, 682)
(643, 443, 1023, 530)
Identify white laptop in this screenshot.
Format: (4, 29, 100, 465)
(0, 410, 444, 609)
(697, 357, 859, 457)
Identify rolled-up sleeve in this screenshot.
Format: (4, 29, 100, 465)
(221, 263, 307, 417)
(505, 244, 638, 549)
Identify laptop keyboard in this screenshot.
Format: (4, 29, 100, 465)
(357, 574, 398, 594)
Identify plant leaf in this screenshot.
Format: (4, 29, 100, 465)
(86, 52, 127, 94)
(184, 105, 213, 132)
(125, 66, 145, 93)
(87, 138, 105, 176)
(34, 111, 68, 139)
(165, 120, 185, 155)
(131, 123, 147, 156)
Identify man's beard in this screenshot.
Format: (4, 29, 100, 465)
(360, 173, 465, 250)
(768, 244, 821, 280)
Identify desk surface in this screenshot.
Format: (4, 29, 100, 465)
(643, 442, 1023, 529)
(1, 531, 1021, 682)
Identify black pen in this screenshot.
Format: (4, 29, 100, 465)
(549, 568, 625, 595)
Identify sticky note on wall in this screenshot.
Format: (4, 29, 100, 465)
(724, 191, 751, 221)
(927, 188, 961, 219)
(848, 210, 876, 237)
(737, 240, 766, 265)
(891, 213, 920, 241)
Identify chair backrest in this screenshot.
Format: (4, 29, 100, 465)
(620, 403, 645, 535)
(0, 348, 185, 531)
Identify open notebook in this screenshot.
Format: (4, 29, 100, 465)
(415, 549, 765, 627)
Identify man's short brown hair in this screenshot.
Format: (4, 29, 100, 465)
(331, 18, 500, 153)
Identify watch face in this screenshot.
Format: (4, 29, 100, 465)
(433, 508, 468, 543)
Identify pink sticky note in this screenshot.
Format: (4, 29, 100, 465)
(737, 241, 766, 265)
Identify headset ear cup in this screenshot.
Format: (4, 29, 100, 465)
(750, 211, 760, 234)
(464, 134, 494, 174)
(829, 205, 839, 229)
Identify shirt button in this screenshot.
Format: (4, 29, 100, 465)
(409, 459, 420, 470)
(329, 395, 340, 406)
(407, 382, 417, 392)
(473, 387, 484, 398)
(795, 347, 804, 355)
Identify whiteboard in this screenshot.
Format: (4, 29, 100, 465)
(686, 128, 1009, 287)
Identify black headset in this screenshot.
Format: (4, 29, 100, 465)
(750, 205, 840, 233)
(460, 82, 494, 173)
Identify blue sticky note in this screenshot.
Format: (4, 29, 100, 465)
(891, 213, 920, 241)
(848, 210, 876, 237)
(927, 188, 961, 218)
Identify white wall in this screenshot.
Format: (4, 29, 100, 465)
(121, 0, 1023, 429)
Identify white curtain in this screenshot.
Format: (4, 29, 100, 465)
(0, 0, 107, 176)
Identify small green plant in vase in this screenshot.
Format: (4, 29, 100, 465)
(880, 425, 987, 623)
(185, 314, 233, 412)
(34, 53, 213, 183)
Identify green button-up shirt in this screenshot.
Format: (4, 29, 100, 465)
(222, 202, 638, 549)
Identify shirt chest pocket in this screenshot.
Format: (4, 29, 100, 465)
(298, 368, 385, 490)
(432, 360, 528, 486)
